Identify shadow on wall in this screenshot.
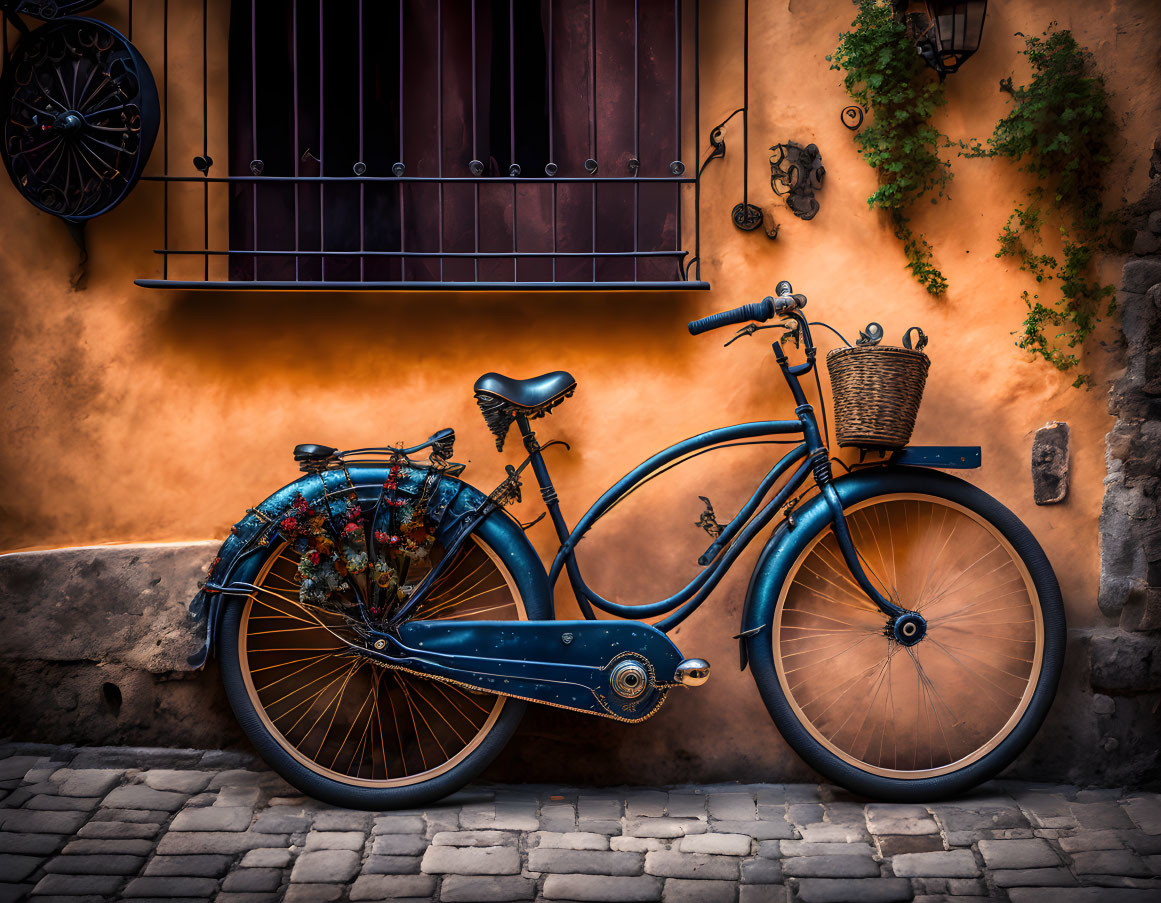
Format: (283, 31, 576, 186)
(0, 660, 244, 752)
(150, 288, 706, 385)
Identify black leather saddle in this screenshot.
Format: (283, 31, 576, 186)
(474, 371, 576, 451)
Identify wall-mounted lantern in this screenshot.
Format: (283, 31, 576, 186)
(908, 1, 988, 78)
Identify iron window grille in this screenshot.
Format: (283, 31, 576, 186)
(119, 0, 708, 291)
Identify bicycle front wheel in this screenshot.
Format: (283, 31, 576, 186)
(748, 470, 1065, 800)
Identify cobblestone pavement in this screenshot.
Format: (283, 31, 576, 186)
(0, 745, 1159, 902)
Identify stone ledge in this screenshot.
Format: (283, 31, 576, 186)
(0, 541, 217, 673)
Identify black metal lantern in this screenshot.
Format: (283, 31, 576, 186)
(913, 1, 987, 77)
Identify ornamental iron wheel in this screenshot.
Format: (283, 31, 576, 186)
(772, 493, 1044, 779)
(0, 1, 105, 18)
(1, 15, 159, 221)
(236, 535, 526, 787)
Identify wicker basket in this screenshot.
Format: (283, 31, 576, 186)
(826, 344, 930, 449)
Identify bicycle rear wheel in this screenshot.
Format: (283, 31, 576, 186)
(748, 470, 1065, 800)
(219, 532, 529, 809)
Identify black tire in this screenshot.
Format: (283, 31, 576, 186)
(747, 469, 1065, 801)
(218, 531, 540, 810)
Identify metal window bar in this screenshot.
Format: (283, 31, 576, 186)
(359, 0, 365, 281)
(633, 0, 639, 283)
(396, 0, 403, 284)
(125, 0, 708, 291)
(548, 0, 555, 283)
(471, 0, 479, 285)
(693, 0, 699, 282)
(201, 0, 208, 280)
(589, 0, 596, 284)
(250, 0, 258, 280)
(162, 0, 168, 280)
(674, 0, 681, 268)
(292, 0, 299, 281)
(318, 0, 324, 283)
(435, 0, 441, 283)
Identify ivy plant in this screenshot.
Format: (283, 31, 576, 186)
(963, 27, 1115, 387)
(830, 0, 952, 295)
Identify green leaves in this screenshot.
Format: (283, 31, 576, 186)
(968, 26, 1115, 386)
(832, 0, 951, 295)
(833, 11, 1114, 384)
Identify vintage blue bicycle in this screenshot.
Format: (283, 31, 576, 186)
(191, 283, 1065, 806)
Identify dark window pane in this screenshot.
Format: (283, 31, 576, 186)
(229, 0, 688, 286)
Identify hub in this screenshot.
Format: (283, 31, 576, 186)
(610, 659, 649, 699)
(53, 111, 85, 137)
(889, 611, 927, 647)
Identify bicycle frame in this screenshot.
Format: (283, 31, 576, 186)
(378, 312, 909, 634)
(508, 310, 905, 632)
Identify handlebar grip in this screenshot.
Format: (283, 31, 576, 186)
(688, 297, 775, 335)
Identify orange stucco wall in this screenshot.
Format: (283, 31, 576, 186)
(2, 1, 1158, 780)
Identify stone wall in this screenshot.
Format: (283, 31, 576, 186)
(0, 543, 240, 751)
(1089, 139, 1161, 785)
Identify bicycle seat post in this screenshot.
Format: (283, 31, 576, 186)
(514, 413, 573, 547)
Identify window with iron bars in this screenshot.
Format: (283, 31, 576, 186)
(135, 0, 707, 291)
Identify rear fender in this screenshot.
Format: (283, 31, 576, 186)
(188, 464, 550, 667)
(737, 466, 975, 671)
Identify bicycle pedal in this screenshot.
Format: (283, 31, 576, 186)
(674, 658, 711, 687)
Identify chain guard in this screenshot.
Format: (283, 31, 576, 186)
(365, 619, 689, 722)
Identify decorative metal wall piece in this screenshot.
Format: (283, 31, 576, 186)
(732, 207, 779, 240)
(769, 141, 825, 221)
(697, 108, 740, 179)
(699, 110, 774, 239)
(0, 0, 104, 17)
(0, 15, 159, 222)
(731, 202, 762, 232)
(840, 104, 865, 131)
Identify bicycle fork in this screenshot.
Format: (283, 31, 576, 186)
(773, 338, 924, 647)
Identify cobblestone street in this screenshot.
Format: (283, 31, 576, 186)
(0, 744, 1158, 902)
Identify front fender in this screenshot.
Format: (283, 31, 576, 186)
(187, 464, 550, 667)
(738, 466, 975, 669)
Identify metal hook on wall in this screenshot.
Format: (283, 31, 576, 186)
(696, 0, 764, 235)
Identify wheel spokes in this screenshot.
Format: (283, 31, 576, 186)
(776, 496, 1041, 777)
(242, 537, 519, 785)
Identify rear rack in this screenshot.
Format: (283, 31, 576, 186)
(890, 446, 982, 469)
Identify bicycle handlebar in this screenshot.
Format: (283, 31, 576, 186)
(687, 287, 807, 335)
